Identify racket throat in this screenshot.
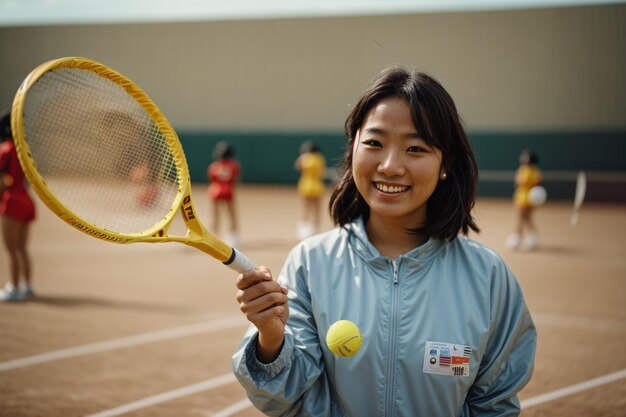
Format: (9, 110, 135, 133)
(173, 189, 233, 262)
(183, 239, 232, 261)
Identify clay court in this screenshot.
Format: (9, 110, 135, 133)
(0, 184, 625, 416)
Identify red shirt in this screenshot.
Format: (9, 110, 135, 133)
(208, 159, 240, 201)
(0, 139, 36, 222)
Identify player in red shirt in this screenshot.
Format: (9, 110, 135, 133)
(208, 142, 241, 247)
(0, 111, 36, 302)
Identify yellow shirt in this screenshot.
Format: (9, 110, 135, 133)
(513, 164, 543, 207)
(297, 153, 326, 198)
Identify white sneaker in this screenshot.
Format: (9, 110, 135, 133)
(21, 285, 36, 299)
(0, 283, 24, 302)
(505, 234, 521, 250)
(522, 232, 539, 251)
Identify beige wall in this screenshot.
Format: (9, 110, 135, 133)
(1, 4, 624, 131)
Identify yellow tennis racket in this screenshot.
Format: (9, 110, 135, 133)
(11, 57, 255, 273)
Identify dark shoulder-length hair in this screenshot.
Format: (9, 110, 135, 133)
(329, 66, 479, 240)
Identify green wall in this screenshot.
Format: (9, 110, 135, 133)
(179, 131, 346, 184)
(470, 131, 626, 201)
(179, 130, 626, 202)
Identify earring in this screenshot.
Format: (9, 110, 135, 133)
(440, 172, 447, 180)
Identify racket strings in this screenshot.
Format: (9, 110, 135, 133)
(23, 67, 181, 234)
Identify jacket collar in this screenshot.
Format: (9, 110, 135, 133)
(345, 217, 445, 267)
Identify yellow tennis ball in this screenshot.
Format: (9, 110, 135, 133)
(326, 320, 363, 357)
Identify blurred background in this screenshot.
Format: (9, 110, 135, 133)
(1, 0, 624, 201)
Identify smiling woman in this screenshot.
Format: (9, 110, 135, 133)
(333, 68, 480, 243)
(231, 66, 537, 417)
(351, 98, 445, 256)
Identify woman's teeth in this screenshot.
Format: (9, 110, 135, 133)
(375, 183, 409, 193)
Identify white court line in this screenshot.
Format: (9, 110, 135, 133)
(86, 373, 237, 417)
(532, 312, 626, 333)
(521, 368, 626, 409)
(3, 311, 624, 415)
(0, 316, 246, 372)
(208, 369, 626, 417)
(211, 399, 253, 417)
(86, 368, 626, 417)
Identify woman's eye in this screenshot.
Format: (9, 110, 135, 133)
(362, 139, 382, 147)
(407, 146, 424, 153)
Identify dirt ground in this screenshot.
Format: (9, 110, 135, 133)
(0, 184, 624, 416)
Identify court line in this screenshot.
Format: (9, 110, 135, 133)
(3, 311, 624, 415)
(211, 399, 253, 417)
(0, 316, 247, 372)
(208, 369, 626, 416)
(532, 312, 626, 333)
(85, 373, 237, 417)
(521, 368, 626, 409)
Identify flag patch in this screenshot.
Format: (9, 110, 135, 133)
(423, 341, 472, 377)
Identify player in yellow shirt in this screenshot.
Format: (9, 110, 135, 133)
(295, 141, 326, 239)
(506, 149, 543, 250)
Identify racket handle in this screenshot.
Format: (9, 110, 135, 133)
(224, 248, 256, 273)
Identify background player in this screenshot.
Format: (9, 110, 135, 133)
(208, 141, 241, 247)
(506, 149, 543, 250)
(0, 110, 36, 302)
(294, 140, 326, 239)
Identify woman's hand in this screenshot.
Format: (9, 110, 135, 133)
(236, 266, 289, 363)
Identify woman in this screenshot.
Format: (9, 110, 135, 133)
(232, 67, 536, 416)
(0, 111, 36, 302)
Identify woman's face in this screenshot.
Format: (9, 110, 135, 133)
(352, 97, 443, 228)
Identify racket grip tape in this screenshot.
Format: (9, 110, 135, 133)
(224, 248, 255, 273)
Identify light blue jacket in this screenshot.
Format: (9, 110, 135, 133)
(232, 218, 536, 416)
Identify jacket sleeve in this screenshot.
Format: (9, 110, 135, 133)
(462, 260, 537, 416)
(231, 247, 337, 417)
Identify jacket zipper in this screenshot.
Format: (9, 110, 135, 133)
(385, 259, 400, 417)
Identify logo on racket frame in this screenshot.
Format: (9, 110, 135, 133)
(182, 195, 196, 221)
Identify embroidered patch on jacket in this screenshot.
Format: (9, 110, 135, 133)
(423, 341, 472, 377)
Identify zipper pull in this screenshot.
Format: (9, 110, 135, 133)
(392, 259, 399, 284)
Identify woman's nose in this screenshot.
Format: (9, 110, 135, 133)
(377, 150, 406, 177)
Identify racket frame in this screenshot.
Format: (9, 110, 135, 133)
(11, 57, 252, 270)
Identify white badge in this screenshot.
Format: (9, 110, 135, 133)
(423, 341, 472, 377)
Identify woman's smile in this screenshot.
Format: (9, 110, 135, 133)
(373, 181, 410, 194)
